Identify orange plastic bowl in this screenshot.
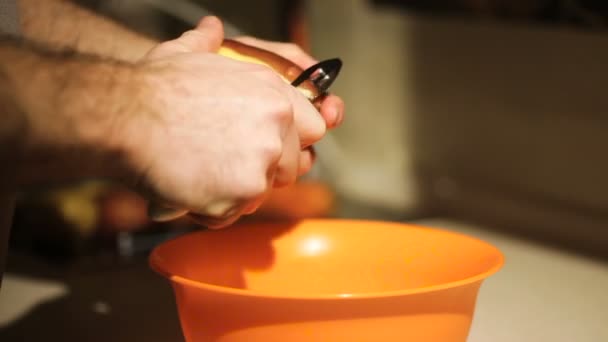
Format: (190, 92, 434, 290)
(150, 219, 503, 342)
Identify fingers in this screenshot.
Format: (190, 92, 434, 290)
(242, 195, 267, 215)
(186, 199, 245, 229)
(234, 36, 345, 138)
(286, 86, 326, 148)
(319, 94, 345, 129)
(146, 16, 224, 58)
(298, 147, 315, 176)
(180, 16, 225, 52)
(188, 211, 242, 229)
(273, 124, 300, 187)
(187, 193, 267, 229)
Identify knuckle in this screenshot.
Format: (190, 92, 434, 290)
(180, 30, 203, 42)
(259, 136, 283, 164)
(239, 175, 268, 199)
(234, 157, 275, 200)
(304, 116, 326, 146)
(181, 30, 197, 38)
(203, 199, 238, 218)
(271, 97, 294, 122)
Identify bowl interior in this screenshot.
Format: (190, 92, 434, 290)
(150, 220, 503, 297)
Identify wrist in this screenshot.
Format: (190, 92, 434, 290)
(109, 61, 173, 190)
(4, 40, 142, 186)
(58, 57, 148, 185)
(67, 58, 144, 184)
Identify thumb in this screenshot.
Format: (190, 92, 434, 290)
(145, 16, 224, 59)
(177, 16, 225, 53)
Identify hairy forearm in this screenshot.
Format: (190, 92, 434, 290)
(0, 38, 137, 190)
(17, 0, 157, 62)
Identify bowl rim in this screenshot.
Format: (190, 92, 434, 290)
(149, 219, 505, 300)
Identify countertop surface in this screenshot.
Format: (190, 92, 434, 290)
(1, 218, 607, 341)
(416, 219, 608, 342)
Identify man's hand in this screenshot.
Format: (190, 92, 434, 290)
(2, 9, 343, 229)
(234, 36, 345, 129)
(120, 17, 326, 228)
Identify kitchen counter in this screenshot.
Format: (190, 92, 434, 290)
(415, 219, 608, 342)
(0, 251, 184, 341)
(1, 218, 607, 341)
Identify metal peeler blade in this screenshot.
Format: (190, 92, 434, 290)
(291, 58, 343, 95)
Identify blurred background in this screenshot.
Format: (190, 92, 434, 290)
(1, 0, 608, 341)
